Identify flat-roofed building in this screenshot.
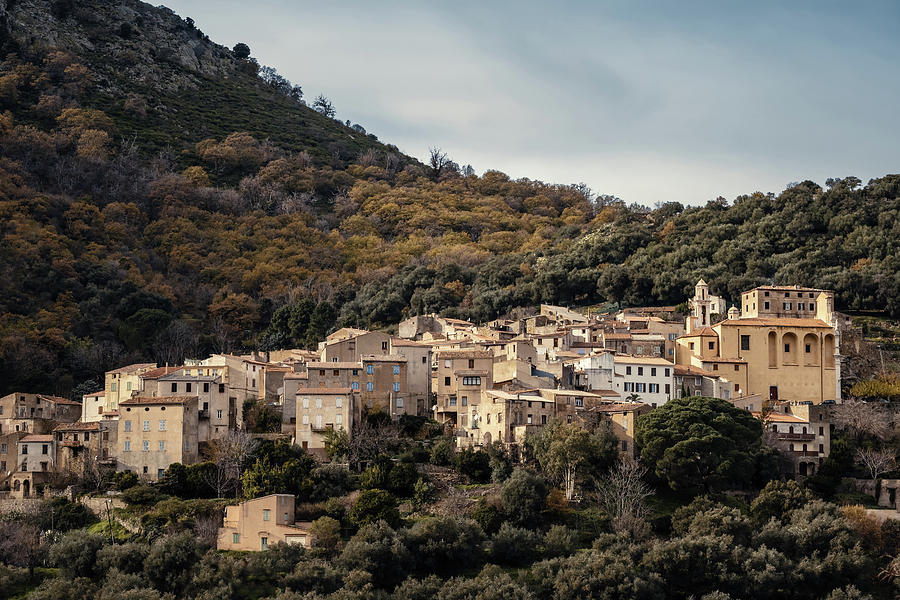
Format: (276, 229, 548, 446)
(218, 494, 311, 551)
(613, 356, 675, 407)
(433, 349, 493, 427)
(295, 388, 356, 456)
(115, 395, 199, 481)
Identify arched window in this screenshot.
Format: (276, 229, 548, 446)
(789, 426, 794, 434)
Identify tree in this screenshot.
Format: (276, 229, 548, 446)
(143, 532, 201, 595)
(530, 421, 617, 500)
(0, 520, 43, 574)
(339, 521, 410, 588)
(312, 94, 335, 118)
(348, 489, 399, 528)
(309, 516, 342, 553)
(204, 430, 259, 498)
(232, 42, 251, 59)
(595, 457, 652, 538)
(428, 147, 448, 181)
(750, 479, 813, 523)
(49, 531, 105, 578)
(832, 399, 891, 442)
(856, 448, 896, 483)
(635, 396, 766, 493)
(500, 469, 548, 528)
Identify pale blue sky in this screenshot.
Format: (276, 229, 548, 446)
(163, 1, 900, 205)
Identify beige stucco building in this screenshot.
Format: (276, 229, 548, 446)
(433, 349, 494, 427)
(295, 388, 356, 456)
(115, 395, 199, 480)
(218, 494, 311, 551)
(104, 363, 157, 411)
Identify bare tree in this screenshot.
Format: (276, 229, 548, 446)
(0, 521, 43, 575)
(204, 430, 259, 498)
(428, 146, 448, 182)
(153, 320, 199, 367)
(832, 399, 891, 441)
(856, 447, 896, 483)
(595, 457, 652, 539)
(347, 418, 399, 471)
(193, 512, 223, 547)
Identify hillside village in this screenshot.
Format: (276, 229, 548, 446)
(3, 281, 892, 529)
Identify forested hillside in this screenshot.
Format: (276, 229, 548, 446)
(1, 0, 898, 398)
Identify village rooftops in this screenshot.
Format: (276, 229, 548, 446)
(37, 395, 80, 406)
(390, 338, 431, 347)
(20, 434, 53, 443)
(139, 366, 182, 379)
(753, 412, 809, 423)
(434, 349, 494, 359)
(82, 390, 105, 398)
(295, 388, 353, 395)
(158, 371, 220, 382)
(613, 355, 674, 365)
(361, 355, 408, 363)
(306, 362, 361, 370)
(53, 421, 100, 432)
(119, 395, 197, 406)
(108, 362, 157, 374)
(674, 365, 720, 377)
(678, 327, 718, 338)
(586, 402, 647, 413)
(537, 389, 606, 397)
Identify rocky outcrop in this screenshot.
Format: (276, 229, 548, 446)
(5, 0, 241, 94)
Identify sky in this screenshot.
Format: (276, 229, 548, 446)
(162, 1, 900, 206)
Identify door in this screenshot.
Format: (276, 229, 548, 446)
(260, 537, 268, 550)
(769, 386, 778, 401)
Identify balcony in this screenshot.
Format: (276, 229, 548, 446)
(311, 423, 334, 433)
(776, 433, 815, 442)
(793, 450, 820, 457)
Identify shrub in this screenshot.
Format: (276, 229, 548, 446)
(143, 532, 201, 594)
(96, 542, 150, 576)
(402, 516, 485, 574)
(456, 449, 491, 483)
(348, 489, 399, 528)
(50, 531, 105, 578)
(412, 477, 436, 510)
(500, 469, 548, 528)
(543, 524, 577, 557)
(339, 521, 410, 588)
(489, 523, 541, 566)
(388, 462, 419, 497)
(750, 480, 813, 523)
(309, 463, 355, 502)
(430, 437, 455, 466)
(309, 516, 342, 553)
(121, 484, 163, 506)
(470, 497, 504, 535)
(113, 471, 139, 491)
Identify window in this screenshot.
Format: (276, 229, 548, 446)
(217, 409, 223, 419)
(649, 384, 659, 393)
(689, 342, 695, 350)
(143, 466, 148, 474)
(444, 376, 451, 386)
(0, 444, 4, 453)
(708, 341, 715, 350)
(393, 365, 400, 375)
(219, 384, 225, 393)
(142, 440, 150, 452)
(302, 398, 309, 408)
(159, 420, 166, 431)
(468, 359, 475, 369)
(233, 533, 240, 544)
(126, 381, 132, 391)
(797, 303, 804, 311)
(335, 397, 343, 408)
(382, 341, 388, 351)
(366, 365, 374, 375)
(636, 383, 646, 393)
(805, 344, 811, 353)
(171, 382, 177, 393)
(184, 440, 190, 451)
(785, 292, 791, 298)
(393, 382, 400, 392)
(626, 366, 632, 375)
(784, 343, 791, 353)
(186, 382, 192, 393)
(651, 368, 656, 376)
(444, 359, 451, 368)
(352, 369, 359, 376)
(143, 420, 150, 431)
(664, 368, 670, 377)
(713, 364, 718, 371)
(574, 397, 584, 407)
(203, 382, 209, 393)
(336, 414, 343, 425)
(624, 382, 632, 392)
(621, 441, 628, 452)
(366, 382, 374, 392)
(124, 421, 132, 432)
(333, 370, 339, 376)
(740, 335, 750, 351)
(159, 441, 165, 452)
(315, 398, 322, 408)
(818, 426, 824, 436)
(396, 397, 404, 408)
(665, 384, 670, 394)
(111, 382, 117, 392)
(351, 382, 359, 391)
(124, 441, 131, 452)
(764, 301, 770, 310)
(261, 537, 268, 551)
(263, 509, 271, 521)
(449, 397, 457, 407)
(637, 367, 643, 376)
(462, 376, 481, 386)
(302, 415, 309, 424)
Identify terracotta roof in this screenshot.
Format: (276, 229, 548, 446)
(390, 338, 430, 347)
(680, 327, 718, 337)
(108, 363, 157, 375)
(615, 356, 674, 365)
(758, 412, 809, 423)
(39, 395, 80, 406)
(720, 318, 832, 328)
(82, 391, 105, 398)
(538, 389, 605, 398)
(361, 354, 407, 363)
(284, 373, 309, 380)
(307, 362, 360, 369)
(296, 388, 353, 395)
(699, 357, 746, 364)
(21, 434, 53, 443)
(435, 350, 493, 359)
(674, 365, 719, 377)
(604, 333, 632, 340)
(120, 395, 196, 406)
(588, 402, 647, 413)
(139, 366, 182, 379)
(54, 421, 100, 432)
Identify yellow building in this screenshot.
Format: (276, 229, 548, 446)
(116, 395, 199, 480)
(105, 363, 157, 411)
(677, 282, 840, 405)
(433, 349, 494, 427)
(218, 494, 311, 551)
(295, 388, 356, 456)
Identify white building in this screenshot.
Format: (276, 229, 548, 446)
(613, 356, 675, 407)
